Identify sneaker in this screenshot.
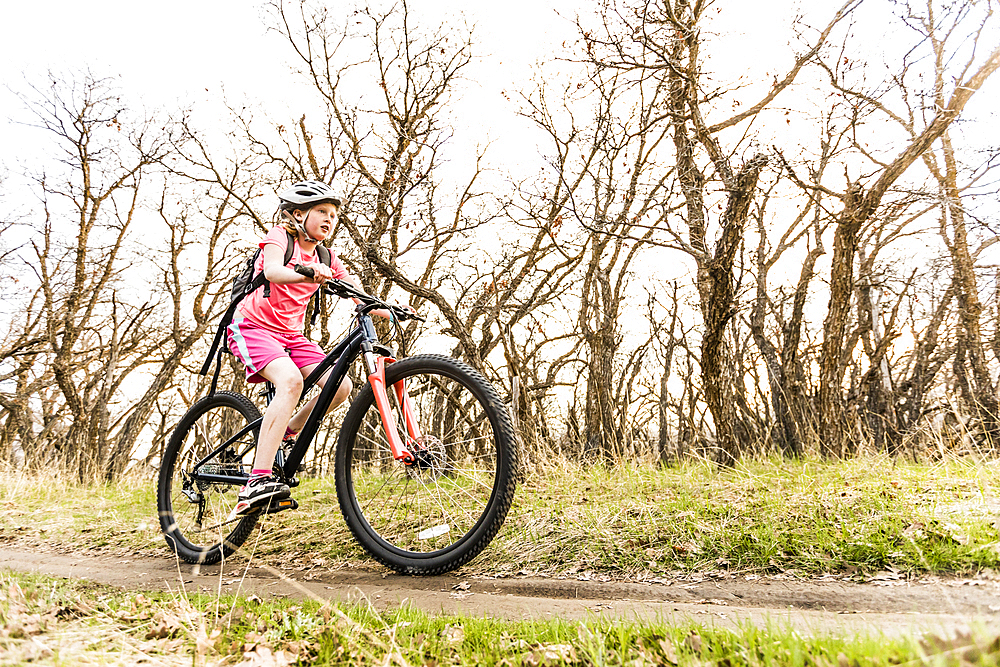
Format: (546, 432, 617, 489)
(230, 476, 291, 518)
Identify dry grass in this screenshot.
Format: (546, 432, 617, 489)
(3, 569, 998, 666)
(0, 454, 998, 579)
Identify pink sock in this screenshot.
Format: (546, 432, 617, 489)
(250, 468, 272, 478)
(284, 427, 297, 438)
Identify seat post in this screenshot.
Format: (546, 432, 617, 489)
(260, 381, 277, 406)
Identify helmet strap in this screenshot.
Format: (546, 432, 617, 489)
(282, 209, 320, 244)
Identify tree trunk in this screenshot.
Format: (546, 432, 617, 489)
(699, 155, 768, 465)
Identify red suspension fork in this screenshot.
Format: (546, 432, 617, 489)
(393, 377, 423, 443)
(365, 354, 417, 463)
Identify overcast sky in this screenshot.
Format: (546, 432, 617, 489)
(1, 0, 791, 110)
(2, 0, 997, 205)
(0, 0, 578, 157)
(3, 0, 999, 353)
(0, 1, 853, 168)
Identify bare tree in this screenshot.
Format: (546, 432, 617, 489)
(748, 155, 832, 457)
(520, 60, 675, 461)
(9, 73, 178, 478)
(269, 0, 589, 416)
(574, 0, 858, 463)
(813, 0, 1000, 455)
(104, 192, 239, 480)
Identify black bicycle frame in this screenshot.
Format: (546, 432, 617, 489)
(189, 312, 389, 486)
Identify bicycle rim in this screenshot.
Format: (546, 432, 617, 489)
(158, 391, 260, 564)
(337, 355, 517, 573)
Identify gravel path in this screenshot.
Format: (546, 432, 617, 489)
(2, 547, 998, 637)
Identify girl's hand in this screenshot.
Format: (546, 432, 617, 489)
(309, 262, 334, 284)
(375, 304, 416, 320)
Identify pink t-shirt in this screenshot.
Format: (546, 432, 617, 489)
(236, 226, 349, 335)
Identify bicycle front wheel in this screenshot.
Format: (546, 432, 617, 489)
(335, 354, 518, 575)
(157, 390, 261, 565)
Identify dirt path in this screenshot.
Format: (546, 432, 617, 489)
(1, 548, 998, 638)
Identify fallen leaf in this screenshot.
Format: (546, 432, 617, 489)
(11, 637, 52, 662)
(523, 644, 576, 666)
(238, 645, 297, 667)
(943, 522, 970, 545)
(658, 638, 679, 664)
(673, 541, 702, 556)
(443, 624, 465, 643)
(195, 626, 222, 657)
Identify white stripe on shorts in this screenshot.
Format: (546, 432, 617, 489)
(228, 315, 259, 375)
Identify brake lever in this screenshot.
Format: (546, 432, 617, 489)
(323, 279, 357, 298)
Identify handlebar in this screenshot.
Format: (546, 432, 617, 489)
(294, 264, 425, 323)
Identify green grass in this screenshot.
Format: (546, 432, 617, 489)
(2, 455, 999, 577)
(489, 456, 1000, 578)
(2, 570, 997, 666)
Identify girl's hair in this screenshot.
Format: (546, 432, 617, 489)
(279, 215, 298, 237)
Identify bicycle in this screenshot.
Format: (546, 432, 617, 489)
(157, 269, 518, 575)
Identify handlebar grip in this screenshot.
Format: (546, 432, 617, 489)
(294, 264, 315, 279)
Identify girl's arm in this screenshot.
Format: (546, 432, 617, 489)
(266, 242, 411, 318)
(261, 242, 332, 284)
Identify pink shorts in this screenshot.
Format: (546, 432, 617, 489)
(227, 317, 327, 384)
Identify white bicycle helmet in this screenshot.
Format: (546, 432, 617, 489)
(277, 180, 343, 242)
(278, 180, 343, 210)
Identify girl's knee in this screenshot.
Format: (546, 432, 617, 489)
(276, 373, 304, 397)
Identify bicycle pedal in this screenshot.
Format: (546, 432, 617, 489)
(262, 497, 298, 514)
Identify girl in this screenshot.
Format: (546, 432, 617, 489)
(226, 180, 389, 516)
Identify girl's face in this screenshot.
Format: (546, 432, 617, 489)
(297, 202, 338, 242)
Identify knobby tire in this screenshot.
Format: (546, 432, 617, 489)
(157, 390, 261, 565)
(335, 354, 518, 575)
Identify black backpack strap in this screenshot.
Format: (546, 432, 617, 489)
(261, 231, 298, 299)
(199, 269, 268, 377)
(200, 323, 225, 377)
(199, 296, 244, 376)
(316, 244, 331, 266)
(208, 345, 224, 395)
(309, 245, 332, 326)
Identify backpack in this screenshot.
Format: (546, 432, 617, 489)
(200, 230, 332, 385)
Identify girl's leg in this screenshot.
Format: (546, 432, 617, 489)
(252, 356, 304, 471)
(286, 364, 353, 434)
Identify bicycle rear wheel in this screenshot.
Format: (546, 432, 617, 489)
(335, 354, 518, 575)
(157, 390, 261, 565)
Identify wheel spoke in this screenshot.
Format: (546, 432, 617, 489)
(341, 356, 516, 570)
(157, 391, 261, 565)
